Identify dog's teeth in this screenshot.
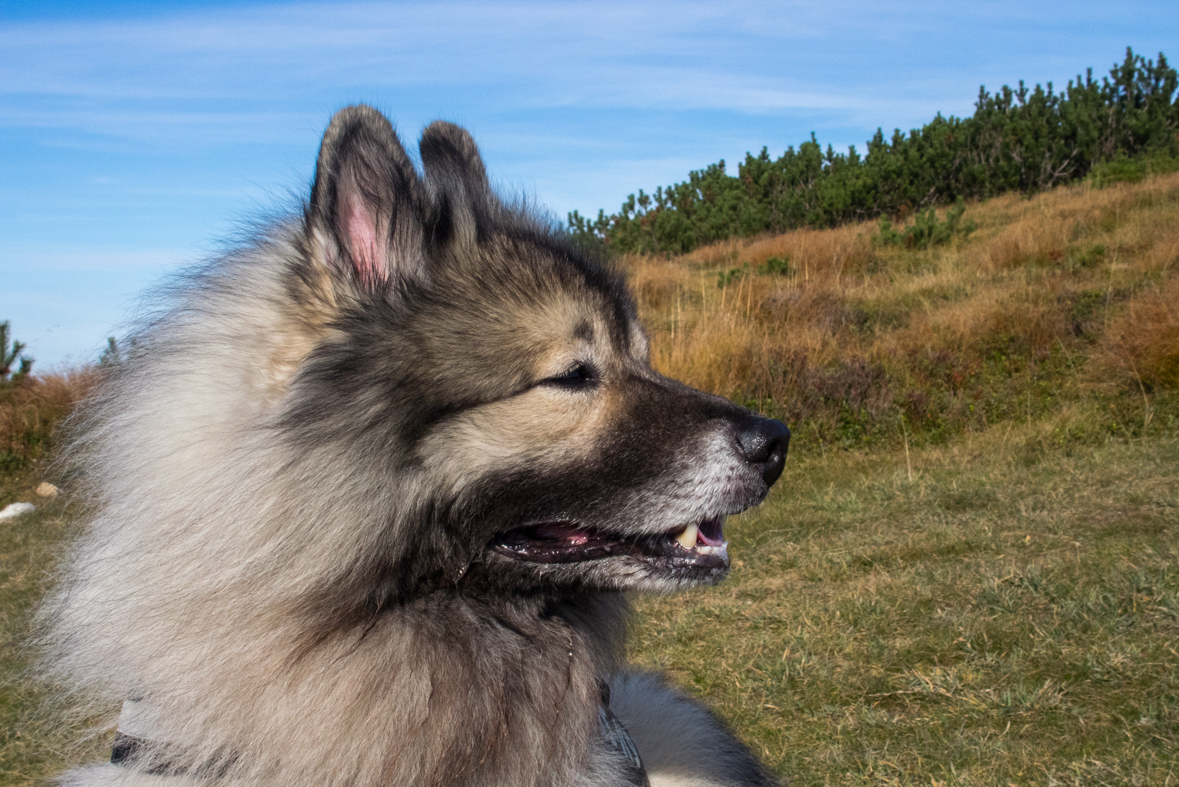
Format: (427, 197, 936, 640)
(697, 541, 726, 558)
(697, 541, 730, 557)
(696, 542, 730, 559)
(675, 523, 698, 550)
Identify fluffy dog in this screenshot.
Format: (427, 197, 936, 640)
(44, 106, 789, 787)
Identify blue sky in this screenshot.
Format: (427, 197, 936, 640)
(2, 0, 1176, 368)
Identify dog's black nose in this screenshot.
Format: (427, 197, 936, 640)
(736, 417, 790, 487)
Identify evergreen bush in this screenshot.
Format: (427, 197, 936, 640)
(569, 49, 1178, 255)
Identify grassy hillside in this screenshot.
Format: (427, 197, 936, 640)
(628, 170, 1179, 451)
(2, 173, 1179, 785)
(624, 171, 1179, 784)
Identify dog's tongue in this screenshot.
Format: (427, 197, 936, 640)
(534, 522, 589, 545)
(698, 517, 724, 547)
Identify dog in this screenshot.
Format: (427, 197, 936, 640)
(43, 105, 789, 787)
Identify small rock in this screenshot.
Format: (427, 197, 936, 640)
(36, 482, 59, 498)
(0, 502, 36, 520)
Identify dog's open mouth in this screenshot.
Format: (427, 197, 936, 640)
(491, 517, 729, 569)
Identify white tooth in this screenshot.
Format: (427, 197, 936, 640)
(675, 523, 698, 550)
(698, 542, 729, 559)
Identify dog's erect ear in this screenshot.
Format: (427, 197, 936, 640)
(419, 121, 492, 249)
(309, 105, 424, 291)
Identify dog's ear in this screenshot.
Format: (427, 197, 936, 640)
(419, 121, 492, 250)
(309, 105, 425, 291)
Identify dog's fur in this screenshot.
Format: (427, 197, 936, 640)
(43, 106, 787, 787)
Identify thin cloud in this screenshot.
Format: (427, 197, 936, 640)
(0, 1, 989, 113)
(0, 247, 195, 273)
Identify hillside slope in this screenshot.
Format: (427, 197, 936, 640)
(628, 170, 1179, 452)
(623, 171, 1179, 785)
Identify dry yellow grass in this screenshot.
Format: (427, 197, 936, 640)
(621, 171, 1179, 448)
(0, 371, 96, 493)
(1097, 276, 1179, 391)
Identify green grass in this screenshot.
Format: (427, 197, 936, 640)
(0, 477, 105, 787)
(631, 425, 1179, 785)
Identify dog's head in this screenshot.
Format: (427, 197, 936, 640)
(288, 106, 788, 604)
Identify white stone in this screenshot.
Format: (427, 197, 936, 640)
(0, 502, 35, 520)
(36, 482, 59, 497)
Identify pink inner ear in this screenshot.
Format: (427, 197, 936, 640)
(344, 195, 387, 289)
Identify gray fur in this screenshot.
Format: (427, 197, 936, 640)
(41, 106, 784, 787)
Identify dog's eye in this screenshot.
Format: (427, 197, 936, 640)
(544, 364, 595, 389)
